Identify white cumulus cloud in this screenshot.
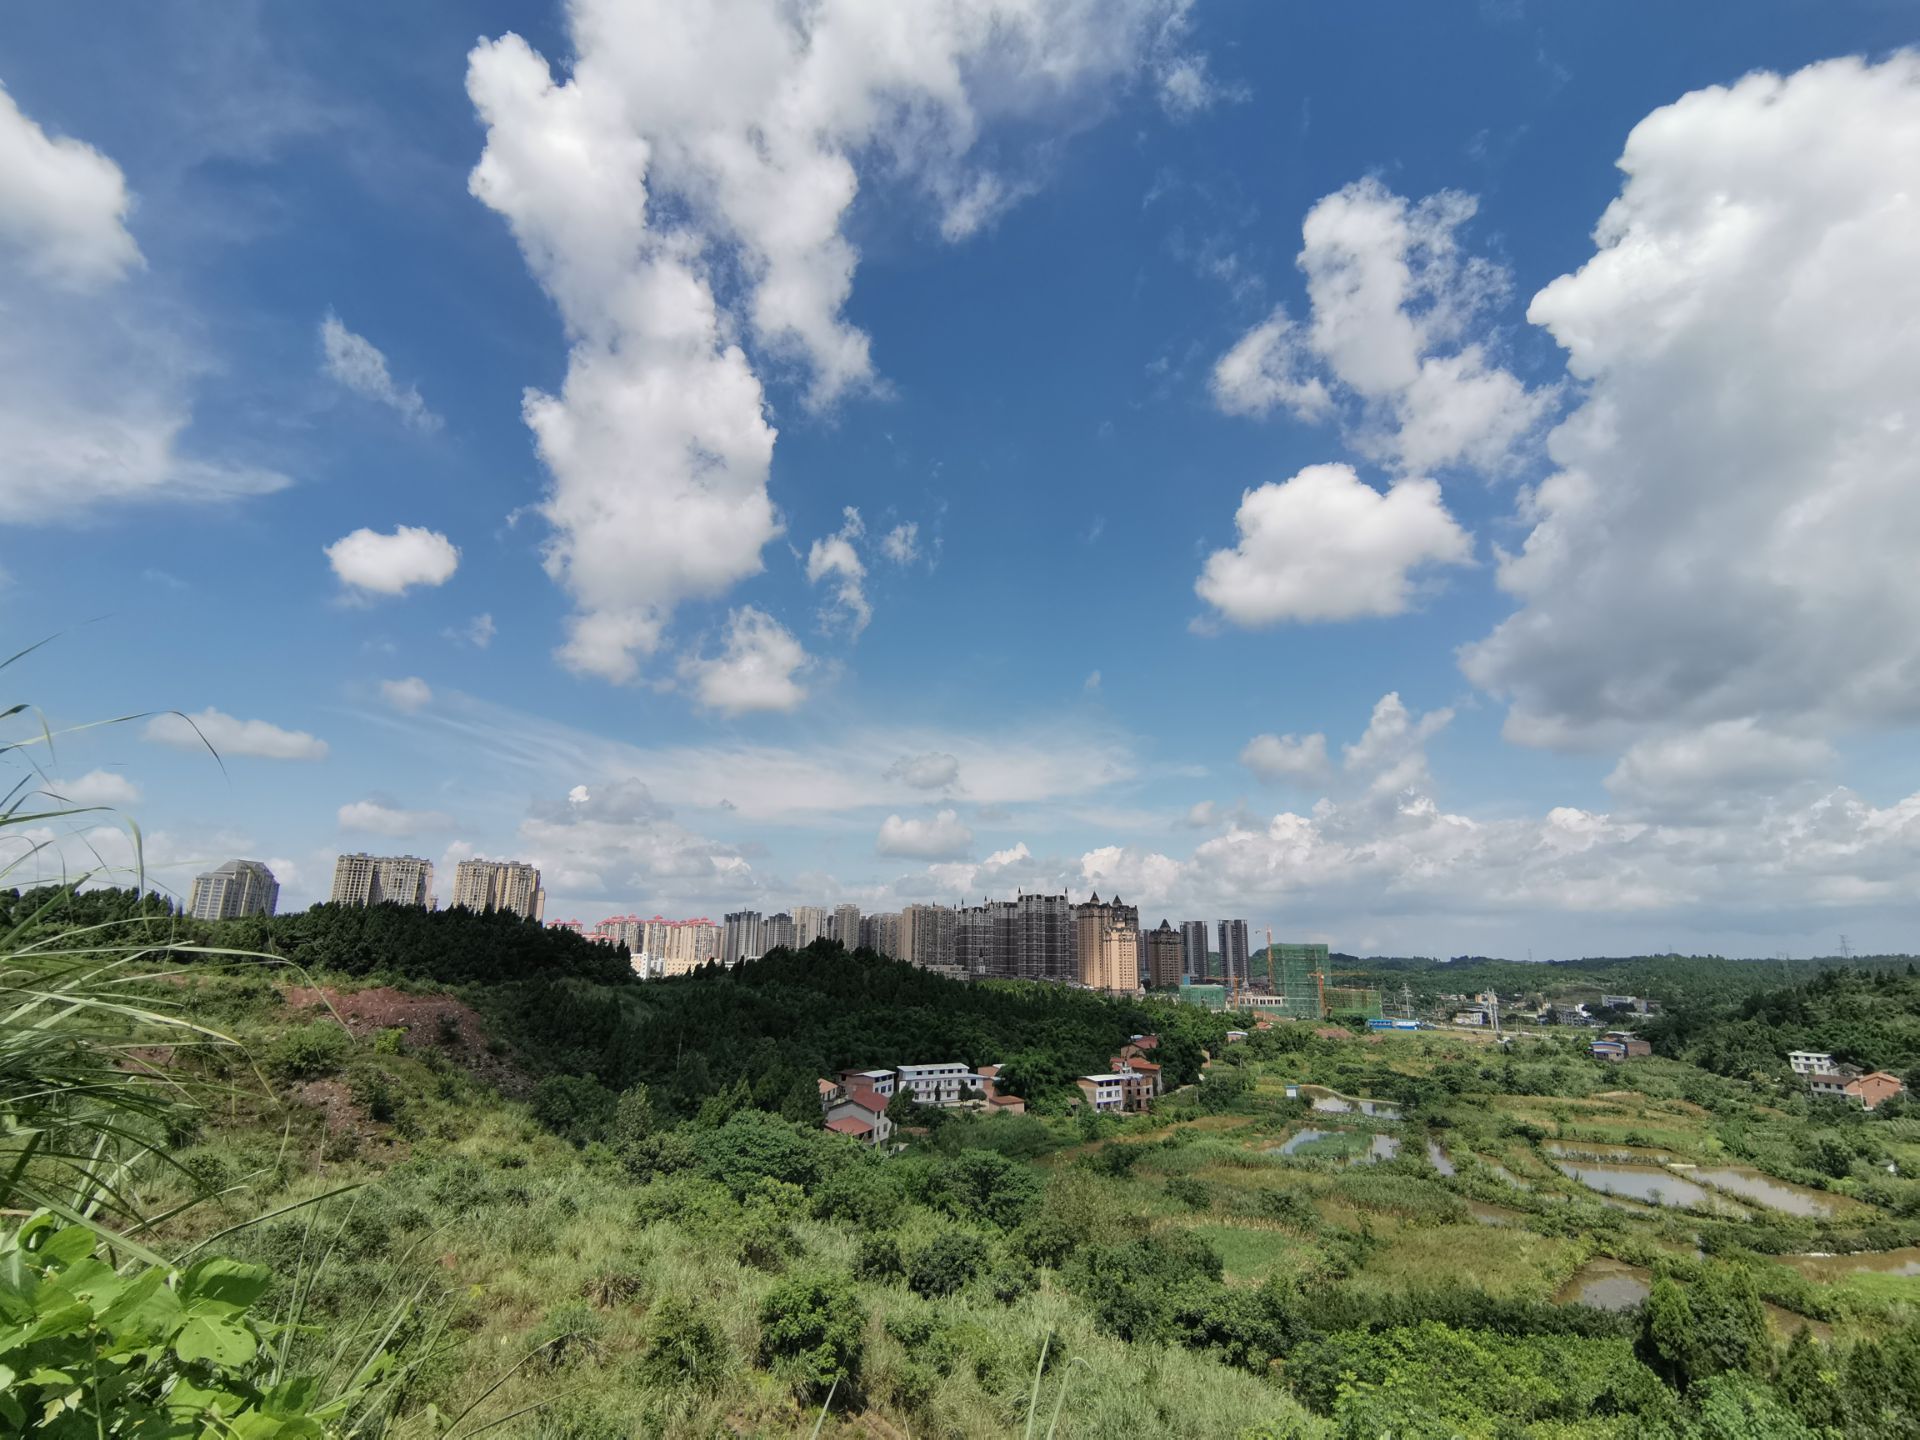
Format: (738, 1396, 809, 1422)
(1463, 54, 1920, 750)
(877, 808, 975, 860)
(465, 0, 1206, 683)
(881, 522, 920, 566)
(45, 770, 141, 807)
(325, 525, 459, 597)
(679, 606, 810, 715)
(1196, 463, 1471, 626)
(320, 313, 440, 432)
(1213, 177, 1550, 474)
(1606, 721, 1836, 823)
(379, 677, 433, 713)
(0, 89, 286, 523)
(1240, 732, 1330, 783)
(145, 708, 329, 761)
(806, 506, 871, 636)
(888, 752, 961, 790)
(0, 82, 141, 291)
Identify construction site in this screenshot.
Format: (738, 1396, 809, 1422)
(1178, 937, 1383, 1020)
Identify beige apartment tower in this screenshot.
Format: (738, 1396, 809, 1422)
(187, 860, 279, 921)
(329, 853, 434, 909)
(450, 858, 545, 920)
(1082, 923, 1141, 995)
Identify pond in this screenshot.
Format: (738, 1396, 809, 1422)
(1780, 1248, 1920, 1281)
(1478, 1158, 1531, 1189)
(1555, 1257, 1650, 1311)
(1685, 1166, 1854, 1219)
(1467, 1200, 1527, 1226)
(1554, 1258, 1830, 1338)
(1552, 1159, 1748, 1216)
(1545, 1140, 1677, 1164)
(1300, 1084, 1401, 1118)
(1426, 1140, 1455, 1176)
(1272, 1128, 1402, 1164)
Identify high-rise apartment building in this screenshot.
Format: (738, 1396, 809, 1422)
(590, 915, 644, 949)
(764, 912, 796, 952)
(1014, 892, 1074, 982)
(902, 903, 957, 971)
(958, 892, 1072, 981)
(792, 906, 827, 947)
(450, 859, 544, 920)
(640, 917, 720, 975)
(1144, 920, 1184, 989)
(330, 853, 434, 909)
(1179, 921, 1210, 981)
(865, 911, 904, 959)
(722, 910, 766, 964)
(1074, 892, 1140, 989)
(957, 898, 1012, 978)
(187, 860, 279, 921)
(831, 903, 861, 949)
(1218, 919, 1250, 990)
(1082, 923, 1140, 994)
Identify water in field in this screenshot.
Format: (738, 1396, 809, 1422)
(1556, 1257, 1651, 1311)
(1544, 1140, 1677, 1165)
(1301, 1085, 1401, 1118)
(1686, 1166, 1852, 1218)
(1479, 1158, 1531, 1189)
(1552, 1159, 1747, 1215)
(1274, 1129, 1402, 1164)
(1554, 1258, 1829, 1338)
(1466, 1201, 1526, 1226)
(1780, 1248, 1920, 1281)
(1426, 1140, 1455, 1175)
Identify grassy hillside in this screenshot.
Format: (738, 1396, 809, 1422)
(10, 898, 1920, 1437)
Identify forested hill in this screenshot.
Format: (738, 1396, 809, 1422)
(0, 885, 631, 985)
(1327, 951, 1872, 1011)
(1646, 965, 1920, 1083)
(1, 886, 1234, 1117)
(487, 945, 1233, 1121)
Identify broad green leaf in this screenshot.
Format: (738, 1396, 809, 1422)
(179, 1257, 272, 1313)
(97, 1265, 173, 1333)
(2, 1299, 91, 1350)
(165, 1373, 250, 1419)
(33, 1227, 95, 1270)
(261, 1374, 319, 1415)
(21, 1366, 76, 1385)
(41, 1256, 120, 1310)
(174, 1313, 257, 1368)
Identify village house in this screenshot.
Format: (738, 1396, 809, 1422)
(1075, 1073, 1127, 1113)
(975, 1063, 1027, 1115)
(1590, 1031, 1652, 1061)
(895, 1062, 986, 1107)
(1111, 1053, 1163, 1097)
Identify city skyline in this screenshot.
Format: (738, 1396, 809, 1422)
(4, 5, 1920, 960)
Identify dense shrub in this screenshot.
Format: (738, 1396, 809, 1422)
(530, 1074, 617, 1145)
(927, 1148, 1042, 1229)
(637, 1294, 729, 1391)
(759, 1270, 867, 1395)
(265, 1020, 350, 1081)
(1165, 1176, 1212, 1211)
(908, 1231, 988, 1299)
(851, 1234, 904, 1284)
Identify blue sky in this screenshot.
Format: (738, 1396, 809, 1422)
(4, 0, 1919, 959)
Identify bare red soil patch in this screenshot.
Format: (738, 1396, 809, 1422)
(283, 985, 529, 1097)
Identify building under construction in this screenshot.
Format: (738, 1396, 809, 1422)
(1222, 941, 1385, 1021)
